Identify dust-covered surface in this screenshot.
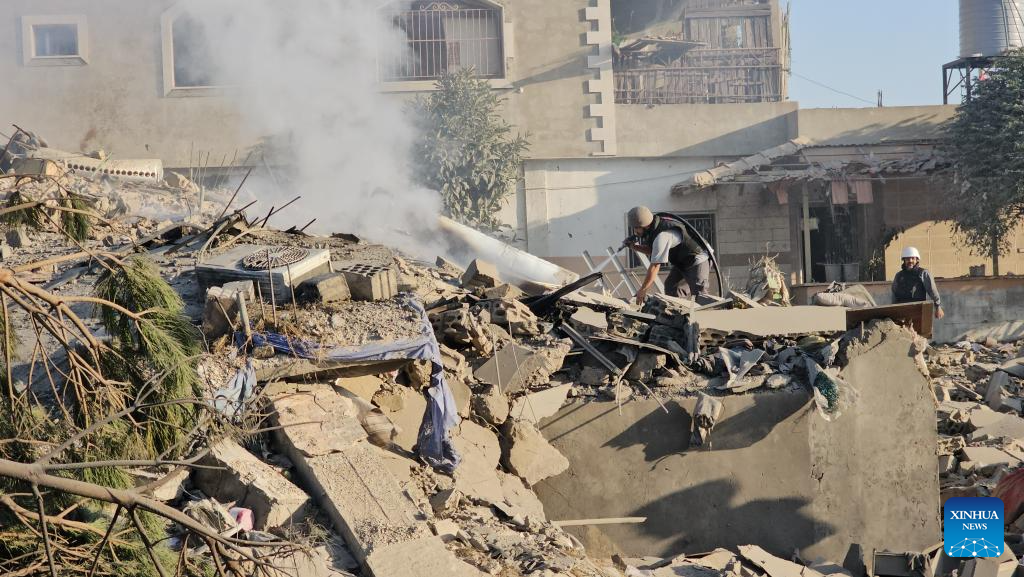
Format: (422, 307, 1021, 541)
(279, 301, 425, 348)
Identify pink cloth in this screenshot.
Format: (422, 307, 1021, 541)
(830, 180, 849, 204)
(850, 179, 874, 204)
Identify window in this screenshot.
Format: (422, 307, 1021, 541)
(34, 24, 78, 56)
(627, 212, 717, 268)
(161, 6, 222, 96)
(381, 1, 504, 82)
(22, 16, 88, 66)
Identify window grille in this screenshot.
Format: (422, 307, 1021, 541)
(382, 1, 503, 81)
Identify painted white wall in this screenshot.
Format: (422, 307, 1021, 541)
(514, 157, 719, 258)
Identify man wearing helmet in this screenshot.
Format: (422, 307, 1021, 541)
(892, 246, 944, 319)
(625, 206, 710, 305)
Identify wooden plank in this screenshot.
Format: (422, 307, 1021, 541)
(845, 302, 933, 338)
(552, 517, 647, 527)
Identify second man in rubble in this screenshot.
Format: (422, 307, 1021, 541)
(626, 206, 711, 305)
(892, 246, 944, 319)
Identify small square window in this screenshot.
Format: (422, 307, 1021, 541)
(22, 16, 88, 66)
(33, 24, 79, 57)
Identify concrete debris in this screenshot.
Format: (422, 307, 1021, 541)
(297, 272, 352, 303)
(10, 153, 1024, 577)
(474, 341, 570, 394)
(690, 392, 723, 447)
(502, 420, 570, 486)
(509, 384, 572, 425)
(194, 439, 312, 530)
(461, 259, 501, 290)
(473, 384, 510, 426)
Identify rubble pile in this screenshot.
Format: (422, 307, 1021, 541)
(3, 135, 1024, 577)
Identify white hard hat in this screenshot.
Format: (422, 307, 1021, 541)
(901, 246, 921, 259)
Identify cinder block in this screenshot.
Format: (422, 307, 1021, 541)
(297, 273, 351, 303)
(461, 259, 501, 290)
(202, 280, 257, 338)
(335, 262, 397, 301)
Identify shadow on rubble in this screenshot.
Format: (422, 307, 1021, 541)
(602, 391, 811, 463)
(629, 478, 834, 557)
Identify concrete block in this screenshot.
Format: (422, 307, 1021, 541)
(966, 363, 999, 382)
(335, 262, 397, 301)
(5, 226, 30, 248)
(202, 280, 257, 338)
(194, 439, 312, 530)
(474, 342, 570, 394)
(450, 378, 472, 418)
(461, 259, 501, 290)
(961, 447, 1021, 470)
(297, 273, 351, 303)
(986, 371, 1010, 411)
(0, 243, 11, 261)
(626, 352, 667, 381)
(451, 420, 504, 504)
(473, 384, 510, 426)
(498, 471, 547, 521)
(938, 455, 957, 475)
(147, 467, 189, 502)
(509, 384, 572, 425)
(502, 420, 569, 487)
(475, 298, 540, 336)
(483, 284, 525, 300)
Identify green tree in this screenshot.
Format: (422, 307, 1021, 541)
(943, 49, 1024, 275)
(410, 68, 529, 229)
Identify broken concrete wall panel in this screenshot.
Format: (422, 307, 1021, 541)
(194, 439, 312, 530)
(366, 536, 487, 577)
(474, 342, 570, 394)
(270, 386, 368, 457)
(691, 306, 846, 337)
(509, 384, 572, 425)
(535, 323, 939, 562)
(461, 259, 501, 290)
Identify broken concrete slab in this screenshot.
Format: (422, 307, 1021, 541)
(194, 439, 312, 530)
(271, 386, 429, 566)
(502, 420, 570, 487)
(450, 378, 472, 419)
(376, 386, 428, 453)
(472, 384, 510, 426)
(626, 352, 667, 381)
(146, 466, 189, 502)
(986, 371, 1010, 411)
(509, 384, 572, 425)
(739, 544, 825, 577)
(333, 375, 384, 402)
(691, 306, 846, 337)
(498, 471, 547, 521)
(461, 259, 501, 290)
(961, 446, 1022, 469)
(474, 342, 570, 394)
(571, 307, 608, 332)
(270, 386, 367, 457)
(366, 536, 486, 577)
(971, 412, 1024, 443)
(966, 363, 999, 382)
(483, 283, 525, 300)
(451, 420, 504, 505)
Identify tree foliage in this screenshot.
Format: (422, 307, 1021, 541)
(943, 49, 1024, 274)
(410, 68, 529, 229)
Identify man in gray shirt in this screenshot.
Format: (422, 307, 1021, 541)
(627, 206, 711, 305)
(892, 246, 944, 319)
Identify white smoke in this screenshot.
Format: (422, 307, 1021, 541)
(180, 0, 448, 260)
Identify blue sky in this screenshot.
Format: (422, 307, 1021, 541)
(787, 0, 959, 108)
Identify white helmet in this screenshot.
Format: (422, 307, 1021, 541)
(901, 246, 921, 259)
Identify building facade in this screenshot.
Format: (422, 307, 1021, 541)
(2, 0, 1017, 289)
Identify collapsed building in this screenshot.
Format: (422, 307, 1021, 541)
(0, 141, 1021, 577)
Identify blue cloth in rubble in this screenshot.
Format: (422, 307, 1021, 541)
(235, 296, 461, 472)
(212, 360, 256, 419)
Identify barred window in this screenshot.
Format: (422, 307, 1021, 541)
(381, 1, 504, 82)
(627, 212, 717, 268)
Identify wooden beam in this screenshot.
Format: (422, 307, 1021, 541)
(552, 517, 647, 527)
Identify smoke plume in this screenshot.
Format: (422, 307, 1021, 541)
(179, 0, 447, 260)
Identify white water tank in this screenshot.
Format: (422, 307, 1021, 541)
(960, 0, 1024, 57)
